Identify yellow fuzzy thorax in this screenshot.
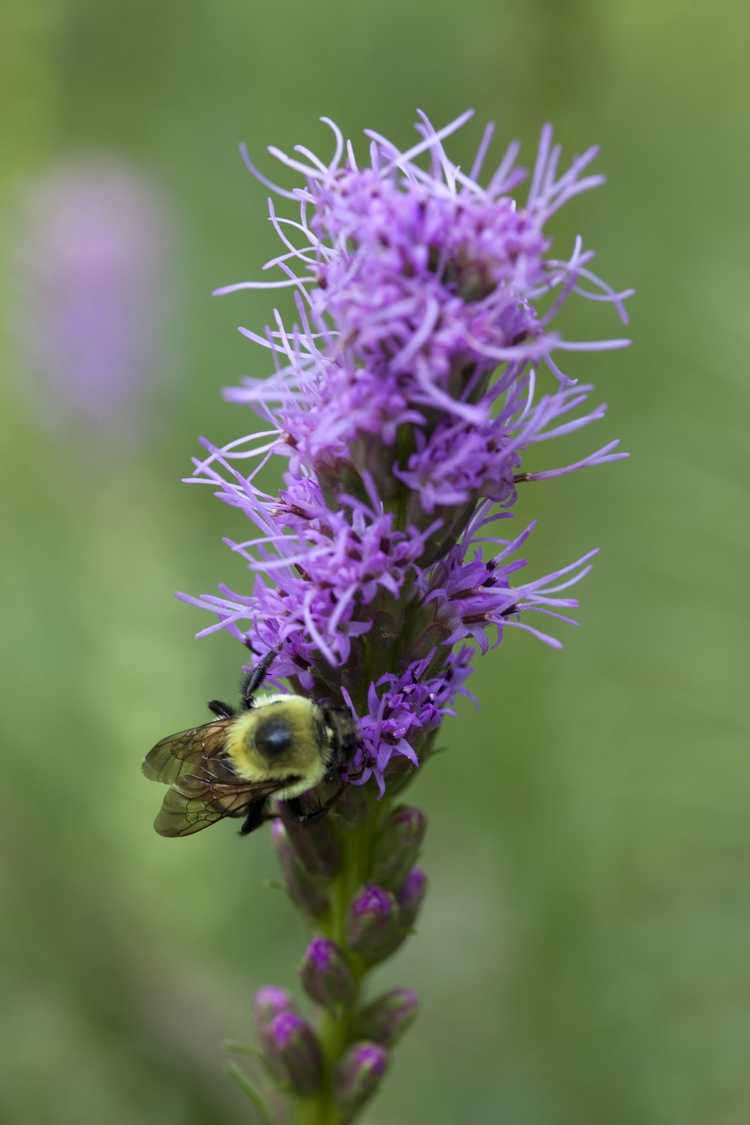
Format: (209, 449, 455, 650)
(224, 694, 330, 795)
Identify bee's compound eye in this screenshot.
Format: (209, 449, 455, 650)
(254, 718, 293, 759)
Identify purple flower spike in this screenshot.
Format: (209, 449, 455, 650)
(185, 116, 629, 794)
(333, 1042, 390, 1124)
(171, 110, 629, 1124)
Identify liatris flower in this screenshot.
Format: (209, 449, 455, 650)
(184, 110, 630, 1122)
(13, 158, 172, 436)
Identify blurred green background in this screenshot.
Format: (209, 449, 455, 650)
(2, 2, 748, 1123)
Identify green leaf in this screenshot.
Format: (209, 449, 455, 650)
(225, 1061, 273, 1124)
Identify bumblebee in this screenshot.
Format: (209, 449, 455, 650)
(143, 649, 358, 837)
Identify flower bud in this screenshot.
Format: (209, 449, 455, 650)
(371, 805, 427, 889)
(333, 1042, 389, 1123)
(346, 885, 402, 963)
(279, 801, 342, 878)
(272, 820, 329, 919)
(252, 985, 296, 1033)
(259, 1010, 323, 1096)
(396, 866, 427, 931)
(357, 987, 419, 1047)
(299, 937, 356, 1009)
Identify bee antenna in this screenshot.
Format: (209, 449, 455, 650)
(240, 645, 281, 709)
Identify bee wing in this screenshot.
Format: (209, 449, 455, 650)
(153, 782, 250, 837)
(152, 776, 295, 838)
(144, 716, 304, 837)
(142, 719, 230, 785)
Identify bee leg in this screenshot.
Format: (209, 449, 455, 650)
(284, 796, 304, 821)
(284, 796, 322, 824)
(240, 646, 281, 709)
(239, 800, 267, 836)
(286, 784, 346, 825)
(208, 699, 235, 718)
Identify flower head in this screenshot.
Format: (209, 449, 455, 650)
(183, 110, 630, 794)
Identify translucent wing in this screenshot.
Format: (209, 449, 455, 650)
(153, 783, 250, 837)
(152, 776, 298, 838)
(144, 715, 302, 837)
(142, 719, 230, 785)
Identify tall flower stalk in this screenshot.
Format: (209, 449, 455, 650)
(182, 110, 630, 1123)
(15, 158, 171, 435)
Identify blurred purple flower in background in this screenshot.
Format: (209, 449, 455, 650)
(13, 158, 172, 435)
(180, 110, 630, 1121)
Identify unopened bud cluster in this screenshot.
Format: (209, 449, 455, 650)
(272, 803, 427, 958)
(246, 804, 426, 1112)
(251, 976, 394, 1119)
